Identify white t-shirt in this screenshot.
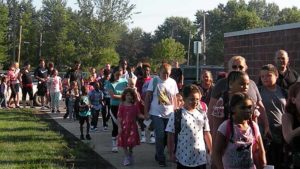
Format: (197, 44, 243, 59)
(165, 108, 210, 167)
(49, 76, 61, 93)
(147, 77, 178, 118)
(218, 120, 260, 169)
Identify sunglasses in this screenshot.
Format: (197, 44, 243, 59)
(232, 65, 244, 70)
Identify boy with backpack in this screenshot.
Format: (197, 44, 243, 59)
(166, 84, 212, 169)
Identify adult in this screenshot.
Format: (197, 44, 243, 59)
(144, 63, 178, 167)
(63, 60, 83, 119)
(107, 66, 128, 152)
(275, 49, 299, 90)
(136, 63, 156, 143)
(34, 59, 48, 110)
(7, 63, 19, 108)
(105, 63, 111, 72)
(207, 56, 269, 138)
(20, 62, 34, 108)
(170, 61, 184, 91)
(197, 70, 214, 105)
(282, 82, 300, 169)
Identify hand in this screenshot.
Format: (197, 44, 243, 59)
(118, 127, 122, 135)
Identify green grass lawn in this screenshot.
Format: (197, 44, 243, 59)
(0, 109, 69, 169)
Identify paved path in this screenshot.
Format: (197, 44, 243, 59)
(46, 108, 177, 169)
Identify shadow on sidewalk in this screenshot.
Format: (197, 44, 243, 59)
(36, 112, 116, 169)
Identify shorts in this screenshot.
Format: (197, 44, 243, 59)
(37, 82, 47, 96)
(79, 116, 89, 125)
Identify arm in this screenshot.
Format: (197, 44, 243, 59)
(257, 101, 270, 137)
(108, 89, 122, 99)
(208, 97, 218, 130)
(282, 113, 300, 144)
(144, 91, 153, 119)
(212, 131, 226, 169)
(256, 135, 267, 167)
(204, 131, 212, 155)
(167, 132, 176, 162)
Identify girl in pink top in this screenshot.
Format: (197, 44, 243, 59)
(117, 88, 144, 166)
(213, 93, 266, 169)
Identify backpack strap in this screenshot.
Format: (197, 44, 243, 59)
(174, 108, 182, 153)
(225, 119, 232, 143)
(200, 101, 207, 112)
(222, 91, 230, 120)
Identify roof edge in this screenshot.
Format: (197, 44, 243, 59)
(224, 22, 300, 37)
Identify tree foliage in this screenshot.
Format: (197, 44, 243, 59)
(0, 2, 8, 64)
(194, 0, 300, 65)
(152, 38, 186, 66)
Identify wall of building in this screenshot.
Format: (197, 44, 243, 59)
(224, 22, 300, 82)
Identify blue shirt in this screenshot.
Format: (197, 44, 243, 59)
(108, 78, 127, 106)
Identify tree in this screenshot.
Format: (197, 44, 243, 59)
(0, 2, 8, 64)
(277, 7, 300, 24)
(116, 27, 154, 65)
(154, 17, 196, 55)
(152, 38, 186, 66)
(41, 0, 75, 67)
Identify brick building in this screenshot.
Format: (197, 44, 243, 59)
(224, 22, 300, 82)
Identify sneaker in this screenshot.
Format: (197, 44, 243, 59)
(56, 110, 61, 113)
(149, 132, 156, 144)
(128, 155, 134, 164)
(103, 126, 108, 131)
(90, 127, 96, 132)
(40, 106, 45, 110)
(158, 161, 166, 167)
(51, 109, 55, 113)
(94, 127, 98, 131)
(112, 138, 118, 152)
(140, 131, 146, 143)
(123, 156, 130, 166)
(80, 134, 84, 140)
(86, 134, 91, 140)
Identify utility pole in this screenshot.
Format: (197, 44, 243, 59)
(187, 30, 191, 66)
(17, 24, 22, 64)
(203, 12, 206, 65)
(39, 33, 42, 58)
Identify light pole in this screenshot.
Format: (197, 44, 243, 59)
(187, 30, 191, 66)
(203, 11, 207, 65)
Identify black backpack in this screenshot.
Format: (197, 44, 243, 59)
(173, 102, 207, 153)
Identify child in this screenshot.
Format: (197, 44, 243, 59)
(66, 81, 79, 120)
(88, 81, 104, 131)
(0, 75, 7, 108)
(127, 78, 147, 142)
(213, 92, 266, 169)
(79, 87, 91, 140)
(176, 93, 184, 109)
(48, 69, 62, 113)
(99, 69, 111, 131)
(259, 64, 287, 168)
(117, 88, 144, 166)
(282, 82, 300, 168)
(166, 84, 212, 169)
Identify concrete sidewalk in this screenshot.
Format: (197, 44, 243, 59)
(46, 109, 176, 169)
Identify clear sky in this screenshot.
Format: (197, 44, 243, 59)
(33, 0, 300, 33)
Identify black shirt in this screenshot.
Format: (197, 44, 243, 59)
(170, 68, 183, 83)
(21, 70, 32, 85)
(34, 66, 48, 81)
(65, 68, 83, 88)
(277, 67, 299, 90)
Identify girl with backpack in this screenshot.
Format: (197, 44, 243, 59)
(212, 92, 266, 169)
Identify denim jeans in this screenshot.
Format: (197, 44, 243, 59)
(151, 115, 169, 162)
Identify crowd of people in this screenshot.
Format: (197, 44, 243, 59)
(0, 49, 299, 169)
